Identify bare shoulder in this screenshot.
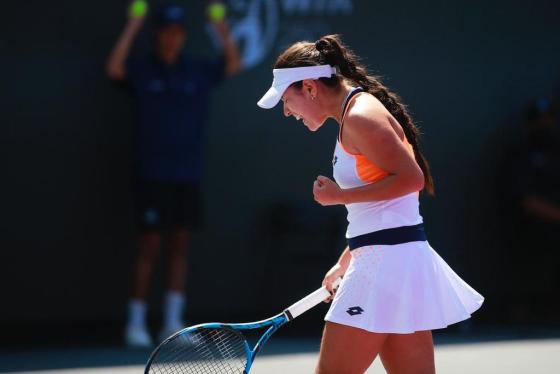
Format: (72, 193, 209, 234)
(341, 93, 416, 170)
(343, 93, 393, 137)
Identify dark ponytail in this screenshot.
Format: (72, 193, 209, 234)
(275, 35, 435, 195)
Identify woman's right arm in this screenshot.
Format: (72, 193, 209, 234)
(106, 5, 146, 81)
(323, 246, 351, 293)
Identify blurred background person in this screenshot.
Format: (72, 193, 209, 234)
(106, 0, 240, 347)
(504, 97, 560, 326)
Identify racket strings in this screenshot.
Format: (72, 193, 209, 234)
(148, 327, 249, 374)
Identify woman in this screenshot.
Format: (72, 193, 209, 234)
(257, 35, 483, 374)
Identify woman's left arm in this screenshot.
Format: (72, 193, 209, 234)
(313, 112, 425, 205)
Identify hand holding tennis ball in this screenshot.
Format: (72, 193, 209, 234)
(207, 2, 227, 23)
(129, 0, 148, 19)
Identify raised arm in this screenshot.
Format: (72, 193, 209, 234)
(210, 20, 241, 76)
(106, 2, 147, 81)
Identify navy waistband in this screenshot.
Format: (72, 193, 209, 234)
(347, 223, 426, 250)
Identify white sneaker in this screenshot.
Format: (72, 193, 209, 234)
(158, 323, 185, 343)
(125, 324, 153, 348)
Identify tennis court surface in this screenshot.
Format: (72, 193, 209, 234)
(2, 334, 559, 374)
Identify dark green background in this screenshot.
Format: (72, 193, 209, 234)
(2, 0, 559, 343)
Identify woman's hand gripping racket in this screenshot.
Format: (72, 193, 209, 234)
(145, 277, 342, 374)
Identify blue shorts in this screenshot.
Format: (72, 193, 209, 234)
(133, 180, 202, 232)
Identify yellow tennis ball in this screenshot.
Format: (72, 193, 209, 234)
(208, 3, 226, 22)
(129, 0, 148, 18)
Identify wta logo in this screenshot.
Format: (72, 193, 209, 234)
(228, 0, 354, 70)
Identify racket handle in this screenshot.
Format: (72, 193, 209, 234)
(284, 277, 342, 320)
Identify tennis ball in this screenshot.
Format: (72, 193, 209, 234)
(208, 3, 226, 22)
(129, 0, 148, 18)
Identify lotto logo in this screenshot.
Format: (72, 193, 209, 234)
(346, 306, 364, 316)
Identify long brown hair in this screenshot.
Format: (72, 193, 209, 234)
(275, 35, 434, 195)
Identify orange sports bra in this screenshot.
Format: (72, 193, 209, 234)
(338, 87, 414, 184)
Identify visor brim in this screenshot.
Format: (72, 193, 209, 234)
(257, 82, 291, 109)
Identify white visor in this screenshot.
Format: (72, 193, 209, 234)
(257, 65, 338, 109)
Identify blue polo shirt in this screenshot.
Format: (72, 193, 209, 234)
(126, 54, 225, 182)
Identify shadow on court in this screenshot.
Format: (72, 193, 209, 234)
(0, 338, 322, 373)
(2, 328, 560, 373)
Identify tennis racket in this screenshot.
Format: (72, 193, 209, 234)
(145, 277, 342, 374)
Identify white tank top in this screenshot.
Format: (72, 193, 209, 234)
(333, 88, 423, 239)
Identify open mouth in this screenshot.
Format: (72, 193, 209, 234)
(294, 114, 307, 125)
(293, 114, 313, 128)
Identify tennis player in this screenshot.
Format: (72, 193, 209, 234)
(258, 35, 484, 374)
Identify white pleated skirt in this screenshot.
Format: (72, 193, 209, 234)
(325, 241, 484, 334)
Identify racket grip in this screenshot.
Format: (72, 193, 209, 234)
(284, 277, 342, 320)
